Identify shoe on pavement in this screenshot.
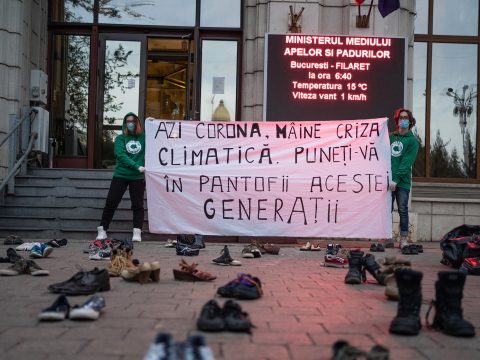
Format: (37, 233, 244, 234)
(197, 299, 225, 332)
(96, 226, 108, 240)
(4, 235, 23, 245)
(324, 254, 349, 268)
(212, 245, 241, 266)
(26, 259, 49, 276)
(384, 238, 395, 248)
(69, 295, 106, 320)
(38, 295, 71, 321)
(7, 248, 23, 262)
(132, 228, 142, 242)
(223, 300, 254, 333)
(143, 332, 176, 360)
(217, 273, 263, 300)
(176, 244, 200, 256)
(0, 259, 30, 276)
(184, 335, 215, 360)
(48, 268, 110, 295)
(241, 245, 255, 258)
(89, 246, 111, 261)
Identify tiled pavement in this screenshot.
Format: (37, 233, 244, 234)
(0, 241, 479, 360)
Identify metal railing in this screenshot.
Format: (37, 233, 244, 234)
(0, 107, 38, 196)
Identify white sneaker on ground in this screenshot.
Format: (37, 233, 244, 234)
(400, 236, 409, 249)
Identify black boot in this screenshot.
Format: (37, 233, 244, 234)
(430, 271, 475, 337)
(389, 268, 422, 335)
(363, 253, 383, 284)
(190, 234, 205, 249)
(344, 250, 364, 284)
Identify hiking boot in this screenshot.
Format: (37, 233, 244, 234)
(143, 332, 176, 360)
(363, 253, 383, 284)
(429, 271, 475, 337)
(223, 300, 254, 332)
(196, 299, 225, 332)
(96, 226, 108, 240)
(132, 228, 142, 242)
(212, 245, 241, 266)
(344, 250, 364, 284)
(192, 234, 206, 249)
(389, 268, 422, 336)
(38, 295, 71, 321)
(48, 268, 110, 295)
(69, 295, 106, 320)
(384, 274, 399, 301)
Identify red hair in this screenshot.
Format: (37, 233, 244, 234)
(393, 108, 416, 130)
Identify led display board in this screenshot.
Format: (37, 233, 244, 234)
(264, 34, 406, 122)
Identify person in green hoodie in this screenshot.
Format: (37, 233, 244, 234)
(388, 108, 419, 250)
(96, 112, 146, 243)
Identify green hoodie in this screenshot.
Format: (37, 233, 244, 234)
(113, 112, 145, 180)
(390, 130, 419, 190)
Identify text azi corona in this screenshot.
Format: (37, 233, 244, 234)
(154, 121, 379, 166)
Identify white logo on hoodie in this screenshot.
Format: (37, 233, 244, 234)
(126, 140, 141, 154)
(391, 141, 403, 157)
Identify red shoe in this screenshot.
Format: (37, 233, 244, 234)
(324, 254, 349, 268)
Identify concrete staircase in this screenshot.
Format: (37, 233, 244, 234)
(0, 168, 167, 241)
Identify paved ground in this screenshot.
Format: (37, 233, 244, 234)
(0, 240, 479, 360)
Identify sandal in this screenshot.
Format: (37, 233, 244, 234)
(300, 242, 312, 251)
(173, 259, 216, 281)
(310, 243, 322, 251)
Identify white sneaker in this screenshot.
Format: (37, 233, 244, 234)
(96, 226, 107, 240)
(400, 236, 409, 249)
(132, 228, 142, 242)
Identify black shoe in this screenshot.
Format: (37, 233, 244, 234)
(48, 268, 110, 295)
(196, 300, 225, 332)
(176, 244, 199, 256)
(389, 268, 422, 336)
(344, 250, 364, 284)
(223, 300, 254, 333)
(429, 271, 475, 337)
(4, 235, 23, 245)
(185, 335, 215, 360)
(6, 248, 23, 263)
(212, 245, 241, 266)
(38, 295, 71, 321)
(331, 340, 366, 360)
(362, 253, 383, 284)
(232, 275, 263, 300)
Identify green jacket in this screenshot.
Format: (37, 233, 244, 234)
(390, 130, 419, 190)
(113, 112, 145, 180)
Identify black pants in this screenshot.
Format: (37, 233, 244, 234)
(100, 177, 145, 230)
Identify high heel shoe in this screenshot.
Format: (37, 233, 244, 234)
(137, 262, 152, 284)
(149, 261, 160, 283)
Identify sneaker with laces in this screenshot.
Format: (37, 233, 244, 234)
(212, 245, 241, 266)
(197, 299, 225, 332)
(96, 226, 108, 240)
(223, 300, 254, 333)
(324, 254, 349, 268)
(176, 244, 200, 256)
(89, 246, 111, 260)
(69, 295, 106, 320)
(217, 273, 263, 300)
(26, 260, 50, 276)
(326, 243, 336, 255)
(184, 335, 215, 360)
(0, 259, 30, 276)
(30, 244, 44, 258)
(38, 295, 71, 321)
(143, 332, 177, 360)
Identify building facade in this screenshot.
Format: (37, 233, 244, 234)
(1, 0, 479, 240)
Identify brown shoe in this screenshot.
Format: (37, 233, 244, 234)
(173, 259, 216, 281)
(149, 261, 161, 282)
(262, 243, 280, 255)
(300, 242, 312, 251)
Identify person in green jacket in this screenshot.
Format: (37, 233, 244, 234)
(389, 108, 419, 250)
(96, 112, 146, 243)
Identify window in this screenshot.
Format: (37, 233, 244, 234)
(412, 42, 427, 177)
(51, 0, 94, 23)
(200, 40, 238, 121)
(433, 0, 478, 36)
(200, 0, 241, 28)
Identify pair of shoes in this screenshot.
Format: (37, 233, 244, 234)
(370, 243, 385, 252)
(401, 244, 420, 255)
(30, 243, 53, 258)
(173, 259, 216, 281)
(89, 239, 112, 260)
(48, 268, 110, 295)
(300, 242, 321, 251)
(323, 249, 350, 268)
(143, 332, 214, 360)
(176, 243, 200, 256)
(212, 245, 241, 265)
(384, 238, 395, 249)
(344, 251, 383, 285)
(389, 269, 475, 337)
(38, 295, 105, 321)
(0, 258, 49, 276)
(4, 235, 23, 245)
(197, 299, 254, 333)
(331, 340, 389, 360)
(326, 243, 342, 255)
(121, 262, 160, 284)
(164, 238, 177, 248)
(45, 238, 68, 248)
(251, 241, 280, 254)
(241, 244, 262, 258)
(377, 256, 412, 301)
(217, 273, 263, 300)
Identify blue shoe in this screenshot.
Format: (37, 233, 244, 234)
(38, 295, 71, 321)
(69, 295, 106, 320)
(30, 244, 43, 258)
(143, 332, 176, 360)
(41, 244, 53, 258)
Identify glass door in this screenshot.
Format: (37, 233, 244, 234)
(146, 38, 193, 120)
(97, 35, 145, 168)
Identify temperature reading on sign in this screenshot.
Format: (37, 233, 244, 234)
(265, 34, 405, 121)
